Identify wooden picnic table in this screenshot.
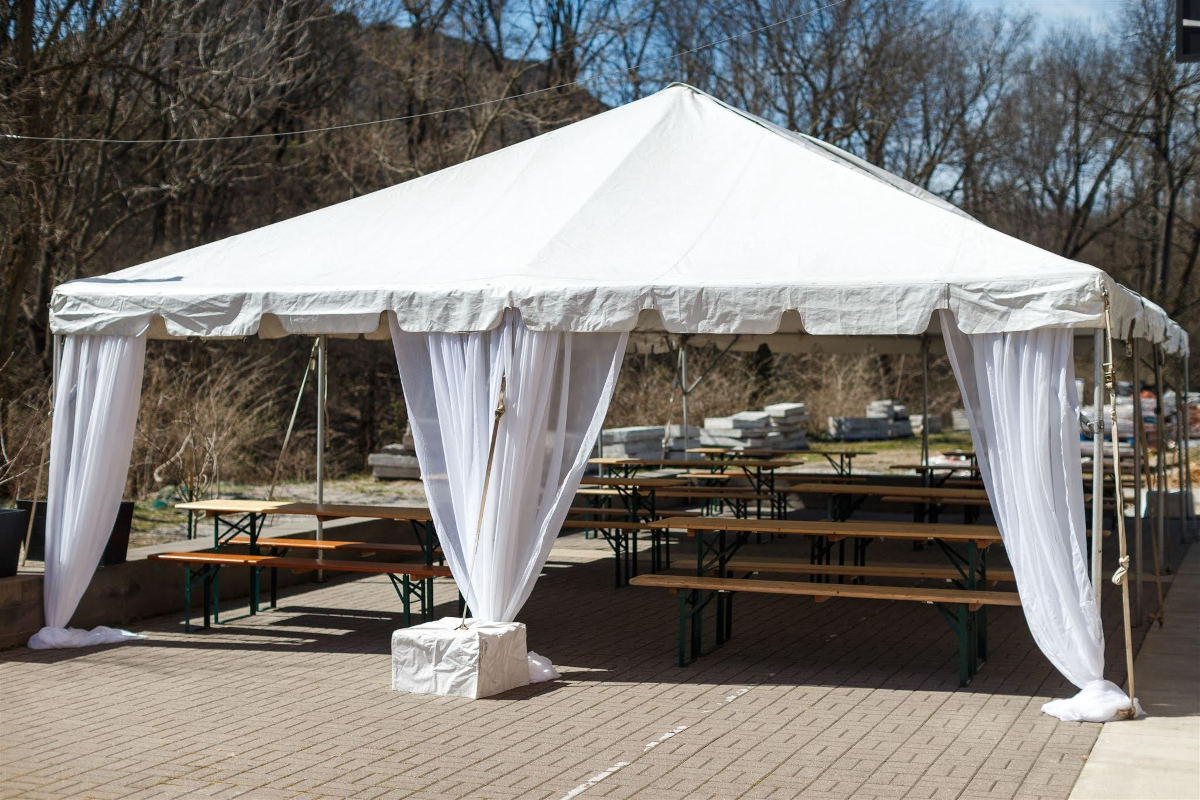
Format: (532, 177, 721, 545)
(784, 481, 990, 525)
(648, 515, 1009, 682)
(685, 446, 806, 461)
(589, 456, 801, 515)
(888, 463, 983, 488)
(807, 448, 876, 475)
(175, 499, 439, 623)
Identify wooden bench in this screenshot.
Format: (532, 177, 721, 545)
(566, 506, 702, 519)
(150, 551, 452, 631)
(629, 572, 1020, 685)
(226, 535, 439, 558)
(722, 557, 1016, 586)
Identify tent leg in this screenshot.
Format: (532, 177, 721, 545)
(1149, 346, 1166, 624)
(679, 340, 690, 460)
(921, 335, 930, 481)
(1102, 297, 1137, 714)
(1185, 358, 1195, 542)
(1132, 340, 1143, 624)
(1174, 362, 1187, 539)
(316, 334, 327, 581)
(1091, 330, 1103, 605)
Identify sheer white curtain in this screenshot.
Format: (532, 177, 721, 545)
(390, 311, 627, 623)
(29, 334, 147, 650)
(941, 312, 1136, 721)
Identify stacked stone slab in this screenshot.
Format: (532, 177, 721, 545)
(764, 402, 809, 449)
(660, 424, 701, 459)
(369, 427, 421, 479)
(601, 425, 664, 459)
(697, 405, 810, 451)
(702, 411, 771, 449)
(829, 399, 914, 441)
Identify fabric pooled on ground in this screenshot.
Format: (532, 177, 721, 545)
(28, 625, 144, 649)
(527, 651, 560, 683)
(1041, 679, 1144, 722)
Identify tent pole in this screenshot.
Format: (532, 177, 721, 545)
(1173, 366, 1187, 538)
(1185, 357, 1195, 542)
(1154, 346, 1167, 566)
(1132, 340, 1143, 623)
(679, 339, 690, 460)
(316, 334, 327, 580)
(920, 335, 930, 477)
(1102, 296, 1137, 715)
(1091, 330, 1104, 607)
(1152, 346, 1167, 623)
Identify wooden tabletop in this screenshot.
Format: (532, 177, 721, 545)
(810, 449, 875, 457)
(176, 499, 292, 515)
(579, 476, 685, 488)
(686, 447, 805, 459)
(656, 515, 1002, 545)
(785, 482, 989, 501)
(176, 499, 434, 522)
(589, 457, 798, 469)
(889, 464, 980, 473)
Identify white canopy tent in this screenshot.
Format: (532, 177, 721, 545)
(41, 85, 1186, 721)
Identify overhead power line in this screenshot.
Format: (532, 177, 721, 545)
(1, 0, 849, 145)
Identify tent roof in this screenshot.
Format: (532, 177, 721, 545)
(51, 84, 1187, 354)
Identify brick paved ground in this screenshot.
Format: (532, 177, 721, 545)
(0, 530, 1175, 800)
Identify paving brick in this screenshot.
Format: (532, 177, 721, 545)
(1, 531, 1156, 800)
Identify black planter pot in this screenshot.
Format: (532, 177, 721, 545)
(0, 508, 30, 578)
(15, 500, 134, 566)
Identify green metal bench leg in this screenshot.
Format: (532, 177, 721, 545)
(958, 604, 970, 686)
(677, 589, 688, 667)
(977, 607, 987, 662)
(402, 574, 412, 627)
(184, 566, 192, 633)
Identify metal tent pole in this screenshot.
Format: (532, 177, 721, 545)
(1132, 340, 1143, 623)
(1091, 330, 1104, 606)
(921, 335, 930, 480)
(1185, 357, 1195, 542)
(679, 339, 690, 460)
(316, 335, 327, 580)
(1154, 346, 1167, 575)
(1101, 297, 1137, 716)
(1173, 364, 1187, 538)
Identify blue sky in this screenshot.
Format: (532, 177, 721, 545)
(970, 0, 1129, 29)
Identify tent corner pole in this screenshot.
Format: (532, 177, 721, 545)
(1102, 297, 1137, 716)
(920, 335, 930, 475)
(1132, 339, 1143, 624)
(1184, 355, 1195, 543)
(1091, 330, 1103, 604)
(679, 338, 690, 460)
(316, 334, 327, 580)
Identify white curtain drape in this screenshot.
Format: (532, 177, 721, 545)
(28, 334, 147, 650)
(940, 312, 1137, 721)
(390, 311, 627, 623)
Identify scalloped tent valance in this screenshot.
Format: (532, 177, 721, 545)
(51, 84, 1188, 355)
